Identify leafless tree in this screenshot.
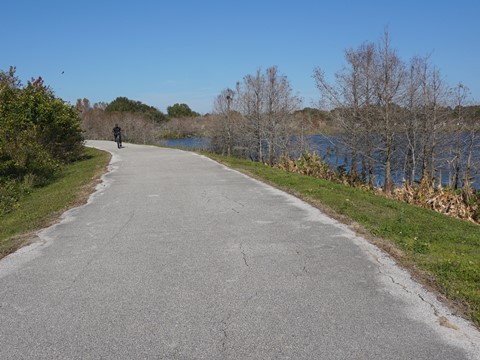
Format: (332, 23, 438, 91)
(240, 69, 267, 161)
(212, 88, 239, 156)
(314, 41, 378, 185)
(450, 83, 471, 189)
(263, 66, 301, 164)
(213, 66, 300, 163)
(420, 63, 447, 185)
(356, 42, 378, 186)
(462, 104, 480, 191)
(400, 56, 423, 186)
(373, 29, 406, 193)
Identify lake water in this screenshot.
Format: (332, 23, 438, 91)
(159, 137, 212, 151)
(159, 135, 480, 190)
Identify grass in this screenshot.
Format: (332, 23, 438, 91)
(204, 153, 480, 327)
(0, 146, 111, 258)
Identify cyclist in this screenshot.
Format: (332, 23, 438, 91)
(113, 124, 122, 148)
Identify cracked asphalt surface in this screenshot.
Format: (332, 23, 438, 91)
(0, 140, 479, 359)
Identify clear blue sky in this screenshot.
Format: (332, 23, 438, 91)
(2, 0, 479, 114)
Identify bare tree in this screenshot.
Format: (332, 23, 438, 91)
(338, 47, 362, 181)
(314, 41, 377, 185)
(450, 83, 470, 189)
(214, 66, 299, 163)
(263, 66, 301, 164)
(356, 42, 377, 186)
(400, 56, 422, 186)
(373, 29, 406, 193)
(462, 104, 480, 191)
(212, 88, 239, 156)
(419, 62, 441, 185)
(240, 69, 267, 161)
(463, 120, 479, 191)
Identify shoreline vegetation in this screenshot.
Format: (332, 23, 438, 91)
(276, 152, 479, 224)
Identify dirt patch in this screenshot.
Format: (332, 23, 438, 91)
(439, 316, 460, 330)
(0, 232, 40, 261)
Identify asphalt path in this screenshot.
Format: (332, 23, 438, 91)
(0, 140, 479, 359)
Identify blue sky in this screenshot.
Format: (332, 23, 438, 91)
(2, 0, 479, 114)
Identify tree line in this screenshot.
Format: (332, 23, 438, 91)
(78, 97, 207, 142)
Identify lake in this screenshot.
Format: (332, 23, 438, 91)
(159, 135, 480, 190)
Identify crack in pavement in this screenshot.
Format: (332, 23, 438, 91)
(223, 194, 245, 208)
(221, 320, 229, 353)
(219, 291, 258, 354)
(240, 243, 249, 267)
(293, 249, 309, 278)
(371, 252, 438, 308)
(223, 194, 245, 214)
(377, 266, 479, 351)
(340, 234, 480, 356)
(367, 247, 464, 332)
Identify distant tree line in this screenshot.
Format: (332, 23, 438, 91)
(105, 97, 167, 122)
(78, 97, 209, 142)
(104, 97, 200, 121)
(0, 67, 83, 214)
(78, 98, 159, 143)
(166, 103, 200, 118)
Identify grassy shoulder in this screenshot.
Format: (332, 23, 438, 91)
(0, 146, 111, 258)
(205, 153, 480, 327)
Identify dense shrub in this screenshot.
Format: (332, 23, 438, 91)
(0, 67, 83, 214)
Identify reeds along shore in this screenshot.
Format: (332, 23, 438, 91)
(277, 153, 479, 224)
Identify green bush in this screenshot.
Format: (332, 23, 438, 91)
(105, 96, 167, 122)
(0, 67, 83, 212)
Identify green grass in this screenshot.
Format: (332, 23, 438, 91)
(0, 147, 110, 257)
(205, 153, 480, 327)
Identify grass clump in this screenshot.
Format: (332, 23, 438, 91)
(0, 147, 110, 258)
(205, 153, 480, 327)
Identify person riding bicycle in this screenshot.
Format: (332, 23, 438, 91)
(113, 124, 122, 148)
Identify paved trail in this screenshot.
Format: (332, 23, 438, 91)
(0, 140, 479, 359)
